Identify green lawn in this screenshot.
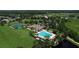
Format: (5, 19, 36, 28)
(0, 26, 34, 48)
(65, 20, 79, 35)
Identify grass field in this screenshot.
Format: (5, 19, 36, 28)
(0, 26, 34, 48)
(65, 20, 79, 35)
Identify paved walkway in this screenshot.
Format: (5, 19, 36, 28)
(66, 36, 79, 47)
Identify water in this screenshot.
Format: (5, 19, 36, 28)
(55, 40, 78, 48)
(38, 30, 52, 38)
(32, 39, 78, 48)
(38, 31, 52, 37)
(37, 30, 78, 48)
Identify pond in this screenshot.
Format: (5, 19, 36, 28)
(54, 39, 78, 48)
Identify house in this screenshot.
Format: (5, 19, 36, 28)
(27, 24, 45, 32)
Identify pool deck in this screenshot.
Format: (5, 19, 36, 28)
(37, 30, 56, 40)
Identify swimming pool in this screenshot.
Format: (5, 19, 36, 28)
(38, 30, 55, 39)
